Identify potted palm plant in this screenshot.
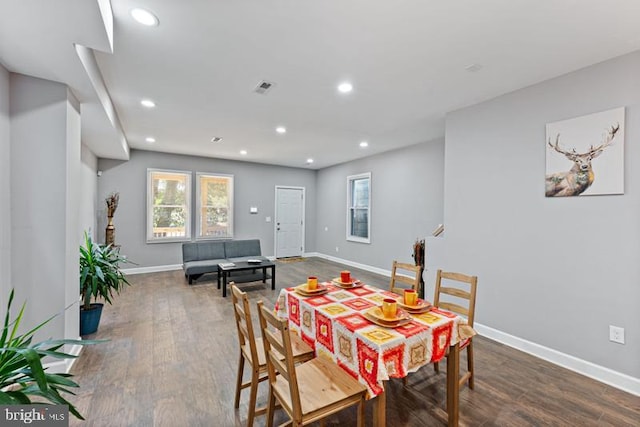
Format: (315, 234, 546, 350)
(0, 289, 99, 419)
(79, 231, 131, 335)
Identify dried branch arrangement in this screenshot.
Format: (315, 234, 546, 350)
(106, 192, 120, 217)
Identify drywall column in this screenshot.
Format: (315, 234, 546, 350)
(80, 145, 98, 238)
(9, 73, 80, 341)
(65, 91, 81, 341)
(0, 64, 10, 308)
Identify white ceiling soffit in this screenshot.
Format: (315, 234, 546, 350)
(75, 44, 129, 159)
(3, 1, 640, 168)
(0, 0, 129, 160)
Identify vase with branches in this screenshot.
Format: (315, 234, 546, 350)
(105, 192, 119, 246)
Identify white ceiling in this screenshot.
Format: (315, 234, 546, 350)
(1, 0, 640, 169)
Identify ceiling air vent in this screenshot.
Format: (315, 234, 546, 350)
(254, 80, 276, 95)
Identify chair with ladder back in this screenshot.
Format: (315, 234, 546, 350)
(433, 269, 478, 389)
(257, 301, 367, 426)
(231, 284, 314, 426)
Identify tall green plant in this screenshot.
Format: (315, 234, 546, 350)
(0, 289, 100, 419)
(79, 232, 131, 311)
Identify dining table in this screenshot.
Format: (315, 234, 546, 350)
(276, 279, 476, 427)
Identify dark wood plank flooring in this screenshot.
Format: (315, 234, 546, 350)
(68, 257, 639, 426)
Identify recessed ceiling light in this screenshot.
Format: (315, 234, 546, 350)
(140, 99, 155, 108)
(338, 82, 353, 93)
(130, 8, 159, 26)
(465, 63, 483, 72)
(145, 137, 156, 143)
(210, 136, 223, 143)
(240, 150, 247, 155)
(359, 141, 369, 148)
(275, 126, 286, 134)
(306, 158, 314, 164)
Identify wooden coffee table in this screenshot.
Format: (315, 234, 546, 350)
(217, 260, 276, 297)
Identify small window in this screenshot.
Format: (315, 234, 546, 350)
(147, 169, 191, 242)
(347, 172, 371, 243)
(197, 173, 234, 239)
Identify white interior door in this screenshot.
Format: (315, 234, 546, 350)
(275, 187, 304, 258)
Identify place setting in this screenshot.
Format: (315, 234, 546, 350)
(331, 270, 364, 289)
(294, 275, 329, 296)
(396, 289, 432, 314)
(364, 298, 412, 328)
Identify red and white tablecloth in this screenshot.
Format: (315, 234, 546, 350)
(276, 282, 472, 398)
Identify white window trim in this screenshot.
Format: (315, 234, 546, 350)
(146, 168, 192, 243)
(346, 172, 371, 244)
(195, 172, 234, 240)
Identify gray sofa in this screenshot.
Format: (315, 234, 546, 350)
(182, 239, 269, 284)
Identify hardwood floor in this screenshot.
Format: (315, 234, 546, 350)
(68, 257, 639, 426)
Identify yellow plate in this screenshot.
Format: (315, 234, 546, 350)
(363, 309, 411, 328)
(294, 283, 328, 296)
(397, 300, 432, 313)
(332, 277, 361, 286)
(331, 278, 364, 289)
(365, 306, 410, 323)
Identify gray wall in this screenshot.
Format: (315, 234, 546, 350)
(80, 145, 98, 238)
(316, 140, 444, 270)
(9, 73, 81, 340)
(444, 51, 640, 377)
(97, 150, 317, 268)
(0, 64, 10, 308)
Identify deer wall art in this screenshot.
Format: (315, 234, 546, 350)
(545, 123, 620, 197)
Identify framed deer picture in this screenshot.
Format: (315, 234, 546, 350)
(545, 107, 625, 197)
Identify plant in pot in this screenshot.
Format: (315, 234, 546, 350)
(79, 231, 131, 335)
(0, 288, 101, 419)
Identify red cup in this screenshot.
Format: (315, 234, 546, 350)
(340, 270, 351, 283)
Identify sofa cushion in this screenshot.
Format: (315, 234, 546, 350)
(224, 239, 261, 258)
(198, 240, 226, 260)
(183, 259, 227, 276)
(182, 243, 200, 263)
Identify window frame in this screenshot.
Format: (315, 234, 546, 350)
(146, 168, 192, 243)
(346, 172, 371, 244)
(196, 172, 235, 240)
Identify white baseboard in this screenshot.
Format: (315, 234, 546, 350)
(122, 264, 182, 275)
(475, 323, 640, 396)
(308, 252, 391, 277)
(44, 341, 84, 374)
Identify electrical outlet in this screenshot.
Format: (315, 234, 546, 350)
(609, 325, 625, 344)
(335, 246, 339, 252)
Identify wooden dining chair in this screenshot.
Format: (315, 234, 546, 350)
(432, 269, 478, 389)
(257, 301, 367, 427)
(389, 260, 422, 297)
(231, 284, 313, 426)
